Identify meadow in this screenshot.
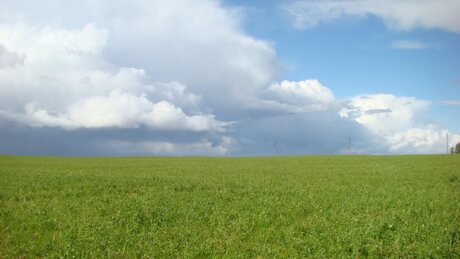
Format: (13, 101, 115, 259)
(0, 155, 459, 257)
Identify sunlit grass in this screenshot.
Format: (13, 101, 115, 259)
(1, 155, 459, 257)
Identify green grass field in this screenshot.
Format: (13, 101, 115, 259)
(0, 155, 459, 257)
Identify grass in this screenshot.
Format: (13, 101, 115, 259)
(0, 155, 459, 257)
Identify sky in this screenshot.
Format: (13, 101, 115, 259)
(0, 0, 459, 156)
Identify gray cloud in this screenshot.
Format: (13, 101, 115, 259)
(365, 108, 392, 114)
(0, 120, 233, 156)
(231, 111, 380, 156)
(0, 110, 381, 156)
(0, 45, 23, 68)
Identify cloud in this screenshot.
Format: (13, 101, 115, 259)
(390, 40, 430, 50)
(387, 127, 460, 154)
(0, 0, 279, 155)
(0, 119, 235, 156)
(244, 79, 339, 115)
(340, 94, 459, 153)
(0, 22, 229, 132)
(284, 0, 460, 33)
(340, 94, 430, 133)
(268, 79, 335, 105)
(0, 45, 23, 68)
(0, 0, 458, 156)
(232, 110, 379, 155)
(1, 90, 227, 132)
(439, 100, 460, 106)
(0, 0, 280, 120)
(108, 137, 235, 156)
(365, 108, 392, 115)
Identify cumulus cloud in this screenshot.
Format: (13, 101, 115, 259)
(1, 90, 227, 132)
(268, 79, 334, 105)
(284, 0, 460, 33)
(244, 79, 339, 115)
(101, 0, 278, 113)
(0, 0, 278, 114)
(387, 127, 460, 154)
(0, 22, 227, 132)
(340, 94, 430, 133)
(0, 0, 279, 155)
(0, 0, 281, 125)
(340, 94, 459, 153)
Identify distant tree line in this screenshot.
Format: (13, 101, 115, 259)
(451, 142, 460, 154)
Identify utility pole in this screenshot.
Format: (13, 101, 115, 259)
(446, 132, 449, 154)
(348, 138, 351, 155)
(273, 142, 279, 156)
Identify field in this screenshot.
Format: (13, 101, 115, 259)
(0, 155, 459, 257)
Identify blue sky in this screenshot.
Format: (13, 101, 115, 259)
(231, 1, 460, 96)
(0, 0, 459, 156)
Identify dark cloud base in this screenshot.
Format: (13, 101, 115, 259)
(233, 111, 379, 156)
(0, 112, 381, 156)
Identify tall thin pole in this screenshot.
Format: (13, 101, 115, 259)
(274, 142, 279, 156)
(446, 132, 449, 154)
(348, 138, 351, 154)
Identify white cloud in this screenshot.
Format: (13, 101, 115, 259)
(0, 0, 279, 155)
(1, 90, 227, 132)
(0, 0, 280, 124)
(387, 127, 460, 154)
(0, 22, 227, 132)
(340, 94, 459, 153)
(340, 94, 430, 133)
(248, 79, 338, 114)
(284, 0, 460, 33)
(268, 79, 335, 105)
(390, 40, 430, 50)
(24, 0, 277, 112)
